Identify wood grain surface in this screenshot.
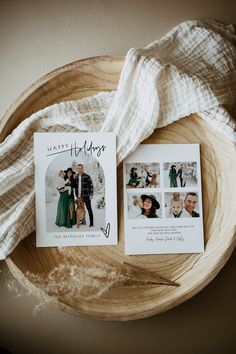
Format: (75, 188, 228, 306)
(1, 56, 236, 321)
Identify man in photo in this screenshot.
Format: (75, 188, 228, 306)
(177, 164, 185, 187)
(74, 164, 94, 227)
(184, 192, 199, 217)
(143, 165, 152, 187)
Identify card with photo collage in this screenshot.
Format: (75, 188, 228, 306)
(123, 144, 204, 255)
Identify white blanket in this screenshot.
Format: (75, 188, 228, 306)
(0, 19, 235, 259)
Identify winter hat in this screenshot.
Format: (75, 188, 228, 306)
(141, 194, 160, 209)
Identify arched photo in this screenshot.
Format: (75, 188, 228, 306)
(125, 163, 160, 188)
(127, 192, 162, 219)
(45, 150, 105, 232)
(163, 162, 198, 188)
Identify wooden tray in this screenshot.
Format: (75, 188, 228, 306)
(1, 56, 236, 321)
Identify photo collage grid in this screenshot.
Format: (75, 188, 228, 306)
(125, 161, 200, 219)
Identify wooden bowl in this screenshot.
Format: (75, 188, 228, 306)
(1, 56, 236, 321)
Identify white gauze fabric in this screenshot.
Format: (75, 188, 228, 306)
(0, 19, 236, 259)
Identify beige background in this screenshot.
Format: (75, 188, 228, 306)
(0, 1, 236, 353)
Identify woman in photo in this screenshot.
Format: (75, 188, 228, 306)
(55, 170, 69, 228)
(138, 194, 160, 218)
(127, 167, 140, 187)
(56, 170, 72, 195)
(64, 168, 77, 228)
(55, 167, 76, 228)
(169, 165, 178, 187)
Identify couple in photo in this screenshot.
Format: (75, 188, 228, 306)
(128, 165, 158, 188)
(169, 164, 186, 187)
(55, 164, 94, 228)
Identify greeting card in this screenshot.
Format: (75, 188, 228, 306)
(34, 132, 117, 247)
(123, 144, 204, 255)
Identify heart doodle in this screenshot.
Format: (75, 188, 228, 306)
(100, 223, 110, 238)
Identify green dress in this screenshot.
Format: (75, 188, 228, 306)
(169, 169, 177, 187)
(65, 184, 76, 228)
(128, 171, 139, 187)
(55, 182, 76, 228)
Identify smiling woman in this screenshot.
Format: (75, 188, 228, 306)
(140, 194, 160, 218)
(127, 193, 162, 219)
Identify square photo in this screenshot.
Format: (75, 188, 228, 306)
(125, 163, 160, 189)
(165, 192, 200, 218)
(127, 192, 162, 219)
(163, 162, 198, 188)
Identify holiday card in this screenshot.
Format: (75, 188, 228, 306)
(123, 144, 204, 255)
(34, 132, 117, 247)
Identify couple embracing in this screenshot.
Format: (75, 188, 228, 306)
(55, 164, 94, 228)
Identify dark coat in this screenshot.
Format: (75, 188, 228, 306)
(192, 210, 200, 217)
(74, 173, 93, 198)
